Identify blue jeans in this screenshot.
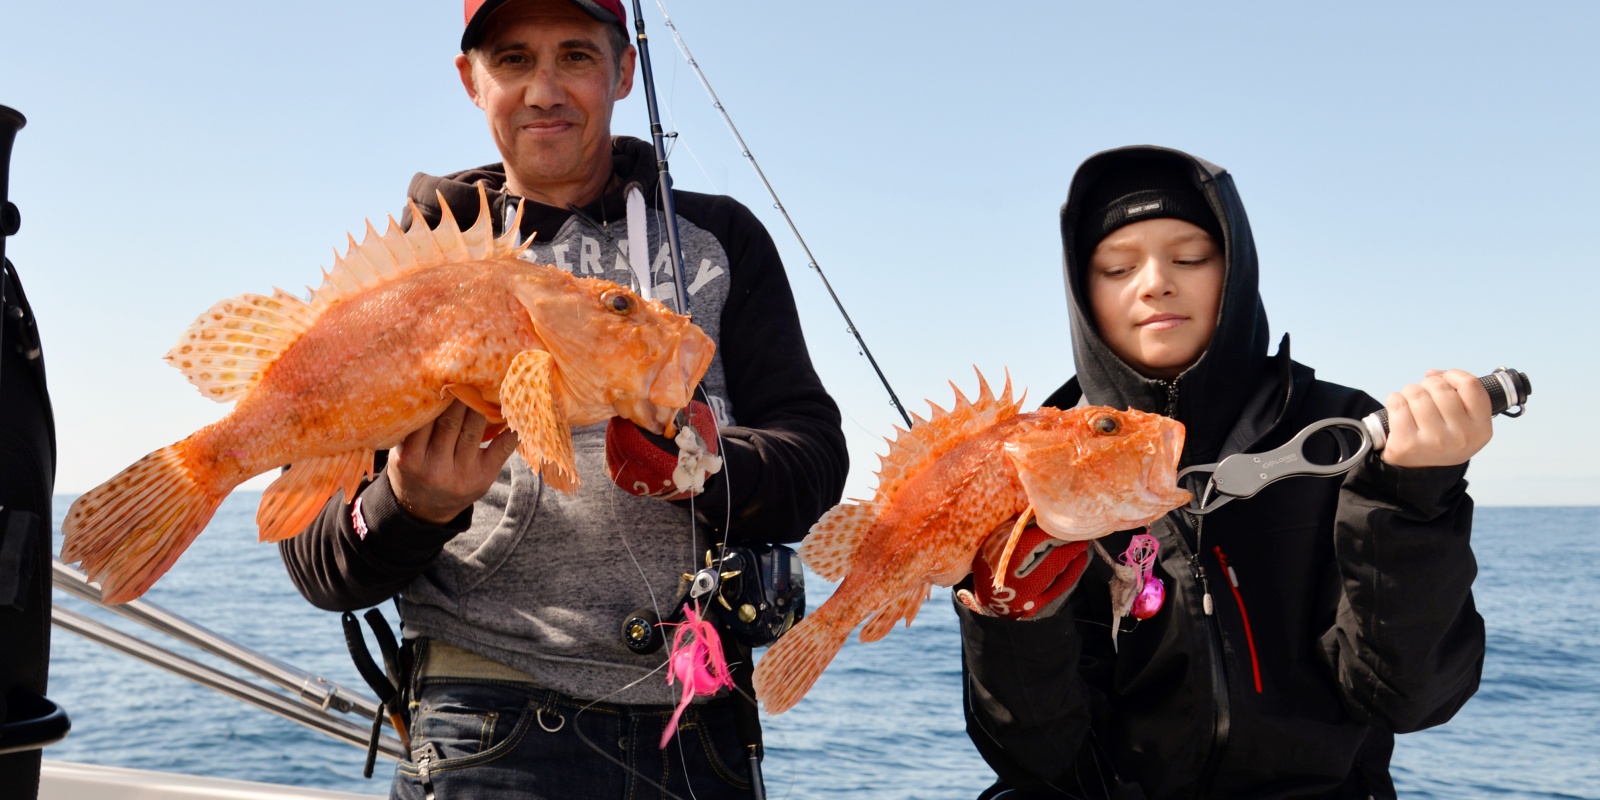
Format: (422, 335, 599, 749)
(390, 676, 755, 800)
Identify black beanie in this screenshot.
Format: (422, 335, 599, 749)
(1075, 158, 1224, 259)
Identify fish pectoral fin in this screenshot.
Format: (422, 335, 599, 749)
(859, 582, 931, 643)
(501, 350, 578, 494)
(442, 383, 506, 430)
(990, 505, 1036, 591)
(258, 449, 374, 543)
(799, 500, 882, 582)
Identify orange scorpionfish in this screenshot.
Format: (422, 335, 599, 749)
(753, 371, 1191, 714)
(62, 185, 714, 604)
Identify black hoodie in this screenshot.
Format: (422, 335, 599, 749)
(278, 137, 847, 705)
(1058, 146, 1269, 468)
(957, 146, 1485, 799)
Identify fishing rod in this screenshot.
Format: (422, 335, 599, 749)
(644, 0, 912, 429)
(630, 0, 692, 318)
(627, 5, 869, 795)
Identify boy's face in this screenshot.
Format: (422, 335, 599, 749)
(1087, 217, 1223, 380)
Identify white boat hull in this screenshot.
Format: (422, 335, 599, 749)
(40, 761, 382, 800)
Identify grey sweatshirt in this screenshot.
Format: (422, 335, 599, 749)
(278, 137, 847, 704)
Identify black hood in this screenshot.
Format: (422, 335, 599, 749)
(1059, 145, 1271, 466)
(403, 136, 659, 236)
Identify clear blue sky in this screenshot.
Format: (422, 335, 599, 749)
(4, 1, 1595, 505)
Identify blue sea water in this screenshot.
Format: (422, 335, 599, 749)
(41, 500, 1600, 799)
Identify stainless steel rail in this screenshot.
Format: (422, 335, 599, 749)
(52, 561, 382, 718)
(50, 561, 403, 760)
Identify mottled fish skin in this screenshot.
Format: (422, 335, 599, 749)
(61, 186, 714, 604)
(753, 370, 1191, 714)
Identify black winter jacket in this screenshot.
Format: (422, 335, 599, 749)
(957, 146, 1484, 799)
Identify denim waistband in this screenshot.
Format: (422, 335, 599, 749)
(418, 639, 541, 683)
(414, 638, 740, 715)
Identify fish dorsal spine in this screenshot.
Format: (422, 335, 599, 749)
(871, 368, 1021, 503)
(165, 184, 530, 402)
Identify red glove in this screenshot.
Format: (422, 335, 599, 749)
(605, 400, 722, 501)
(956, 523, 1090, 619)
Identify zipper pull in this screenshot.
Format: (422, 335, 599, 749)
(1189, 554, 1215, 616)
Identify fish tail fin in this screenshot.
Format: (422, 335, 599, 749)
(60, 441, 227, 604)
(752, 608, 856, 715)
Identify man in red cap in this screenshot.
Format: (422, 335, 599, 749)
(279, 2, 848, 798)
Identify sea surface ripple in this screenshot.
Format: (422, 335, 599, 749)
(42, 501, 1599, 799)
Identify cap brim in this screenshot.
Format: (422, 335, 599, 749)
(461, 0, 623, 52)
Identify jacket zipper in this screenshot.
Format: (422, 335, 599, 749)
(1173, 512, 1229, 799)
(1213, 545, 1263, 693)
(1162, 379, 1231, 795)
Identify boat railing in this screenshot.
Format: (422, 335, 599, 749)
(51, 560, 404, 760)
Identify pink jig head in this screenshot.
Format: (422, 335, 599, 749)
(1121, 532, 1165, 620)
(660, 603, 735, 749)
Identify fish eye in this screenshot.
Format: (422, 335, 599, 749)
(1094, 416, 1120, 435)
(604, 291, 635, 316)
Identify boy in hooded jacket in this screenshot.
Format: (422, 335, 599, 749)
(954, 145, 1492, 799)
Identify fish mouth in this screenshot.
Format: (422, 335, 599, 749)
(617, 329, 716, 436)
(1138, 421, 1191, 507)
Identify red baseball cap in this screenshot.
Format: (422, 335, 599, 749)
(462, 0, 628, 52)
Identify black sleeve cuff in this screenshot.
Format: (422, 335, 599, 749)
(352, 473, 470, 564)
(1346, 455, 1469, 520)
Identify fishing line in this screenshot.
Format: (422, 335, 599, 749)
(625, 5, 827, 796)
(663, 100, 722, 194)
(567, 658, 701, 800)
(575, 510, 705, 800)
(649, 0, 912, 428)
(587, 382, 739, 798)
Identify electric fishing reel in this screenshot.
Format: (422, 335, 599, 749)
(621, 543, 805, 654)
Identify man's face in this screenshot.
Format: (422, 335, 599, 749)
(457, 0, 636, 195)
(1086, 218, 1224, 379)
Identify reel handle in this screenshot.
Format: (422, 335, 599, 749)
(1363, 367, 1531, 450)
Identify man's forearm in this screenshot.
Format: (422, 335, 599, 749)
(278, 473, 466, 611)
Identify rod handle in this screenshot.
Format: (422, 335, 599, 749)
(1363, 368, 1531, 449)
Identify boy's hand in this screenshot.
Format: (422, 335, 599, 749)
(956, 523, 1090, 619)
(388, 400, 519, 524)
(1380, 369, 1494, 468)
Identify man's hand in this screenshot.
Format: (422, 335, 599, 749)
(956, 522, 1090, 620)
(388, 400, 519, 524)
(1380, 369, 1495, 468)
(605, 400, 721, 501)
